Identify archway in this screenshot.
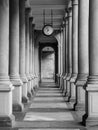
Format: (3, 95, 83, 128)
(41, 47, 55, 83)
(37, 34, 58, 83)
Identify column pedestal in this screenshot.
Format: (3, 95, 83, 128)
(66, 74, 71, 101)
(82, 0, 98, 126)
(69, 74, 77, 105)
(74, 74, 87, 111)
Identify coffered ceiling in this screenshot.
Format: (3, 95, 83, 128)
(26, 0, 70, 30)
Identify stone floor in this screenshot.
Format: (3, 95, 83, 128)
(1, 82, 98, 130)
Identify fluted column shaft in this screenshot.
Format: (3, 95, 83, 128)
(74, 0, 89, 111)
(19, 0, 28, 103)
(0, 0, 14, 126)
(83, 0, 98, 126)
(9, 0, 23, 111)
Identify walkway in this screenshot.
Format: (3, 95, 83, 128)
(1, 83, 97, 130)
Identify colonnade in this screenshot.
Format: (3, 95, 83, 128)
(0, 0, 98, 127)
(0, 0, 39, 126)
(57, 0, 98, 126)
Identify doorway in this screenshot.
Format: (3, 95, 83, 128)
(41, 47, 55, 83)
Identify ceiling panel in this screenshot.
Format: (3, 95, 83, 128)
(28, 0, 70, 30)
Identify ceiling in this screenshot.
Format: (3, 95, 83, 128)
(26, 0, 70, 30)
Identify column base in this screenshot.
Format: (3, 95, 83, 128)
(27, 91, 32, 99)
(82, 114, 98, 126)
(74, 103, 85, 111)
(74, 77, 86, 111)
(0, 114, 15, 127)
(83, 79, 98, 126)
(22, 96, 28, 103)
(13, 103, 23, 112)
(31, 88, 35, 95)
(65, 93, 71, 102)
(69, 98, 76, 109)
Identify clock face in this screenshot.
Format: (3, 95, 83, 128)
(42, 25, 54, 36)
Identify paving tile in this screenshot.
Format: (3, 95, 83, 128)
(13, 83, 87, 130)
(33, 97, 64, 102)
(30, 102, 68, 109)
(23, 112, 74, 121)
(19, 129, 80, 130)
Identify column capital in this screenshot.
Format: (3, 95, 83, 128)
(68, 0, 72, 11)
(29, 17, 33, 22)
(68, 7, 72, 17)
(32, 24, 35, 28)
(61, 20, 66, 28)
(25, 7, 31, 16)
(64, 11, 68, 21)
(72, 0, 78, 5)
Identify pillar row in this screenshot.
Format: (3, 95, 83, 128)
(9, 0, 23, 112)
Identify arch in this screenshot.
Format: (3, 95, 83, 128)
(37, 34, 59, 83)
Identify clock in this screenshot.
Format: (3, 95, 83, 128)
(42, 25, 54, 36)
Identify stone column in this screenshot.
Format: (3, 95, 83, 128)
(74, 0, 89, 111)
(9, 0, 23, 111)
(32, 24, 35, 92)
(25, 8, 32, 99)
(60, 30, 64, 90)
(29, 17, 33, 94)
(63, 13, 69, 96)
(57, 43, 61, 86)
(19, 0, 28, 103)
(83, 0, 98, 126)
(70, 0, 78, 104)
(66, 7, 72, 101)
(0, 0, 15, 126)
(62, 24, 66, 93)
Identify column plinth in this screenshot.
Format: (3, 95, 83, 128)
(9, 0, 23, 112)
(0, 0, 15, 126)
(74, 0, 89, 111)
(83, 0, 98, 126)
